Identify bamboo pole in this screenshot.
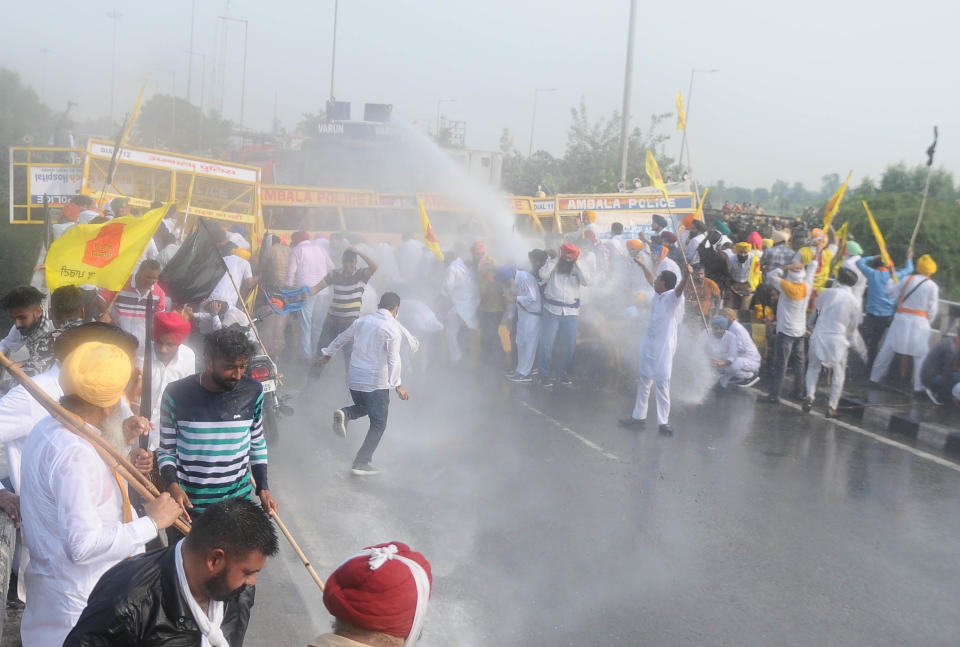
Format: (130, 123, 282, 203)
(908, 164, 933, 251)
(271, 511, 325, 591)
(0, 350, 191, 535)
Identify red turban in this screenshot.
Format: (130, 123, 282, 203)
(470, 241, 487, 257)
(291, 231, 311, 246)
(560, 243, 580, 261)
(153, 311, 191, 344)
(660, 231, 678, 244)
(323, 542, 432, 640)
(681, 214, 694, 230)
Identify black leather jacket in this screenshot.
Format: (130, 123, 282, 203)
(64, 546, 255, 646)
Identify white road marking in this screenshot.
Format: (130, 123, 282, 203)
(763, 391, 960, 474)
(519, 400, 621, 461)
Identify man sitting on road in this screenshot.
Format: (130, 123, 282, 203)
(65, 497, 278, 646)
(920, 334, 960, 405)
(709, 310, 761, 389)
(310, 541, 432, 647)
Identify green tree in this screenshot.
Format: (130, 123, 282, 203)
(821, 173, 841, 198)
(134, 94, 233, 155)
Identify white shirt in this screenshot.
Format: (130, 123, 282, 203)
(144, 345, 197, 449)
(209, 255, 253, 306)
(76, 209, 100, 224)
(685, 233, 706, 263)
(883, 274, 939, 356)
(767, 260, 817, 337)
(158, 243, 180, 269)
(725, 249, 757, 283)
(539, 259, 587, 316)
(226, 231, 251, 250)
(322, 309, 404, 392)
(637, 288, 683, 381)
(0, 364, 62, 493)
(20, 417, 157, 647)
(442, 258, 480, 327)
(810, 284, 861, 365)
(515, 269, 542, 315)
(841, 255, 867, 303)
(720, 320, 762, 366)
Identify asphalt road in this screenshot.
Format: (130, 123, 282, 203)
(245, 358, 960, 647)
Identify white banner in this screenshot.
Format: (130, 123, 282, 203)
(87, 141, 259, 183)
(30, 166, 82, 204)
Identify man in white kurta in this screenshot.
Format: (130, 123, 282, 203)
(711, 316, 761, 388)
(441, 256, 480, 364)
(870, 254, 940, 392)
(507, 252, 546, 382)
(805, 268, 862, 415)
(144, 312, 197, 449)
(619, 259, 691, 434)
(19, 341, 181, 647)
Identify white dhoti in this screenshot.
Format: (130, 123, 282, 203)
(633, 377, 671, 424)
(514, 309, 540, 376)
(718, 356, 760, 388)
(806, 346, 847, 410)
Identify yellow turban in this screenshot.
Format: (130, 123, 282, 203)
(59, 342, 132, 407)
(734, 242, 752, 254)
(232, 248, 252, 261)
(583, 210, 597, 223)
(799, 246, 814, 266)
(762, 238, 774, 249)
(917, 254, 937, 276)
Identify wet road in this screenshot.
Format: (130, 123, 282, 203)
(246, 360, 960, 646)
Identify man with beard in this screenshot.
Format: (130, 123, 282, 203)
(725, 242, 758, 315)
(686, 264, 721, 323)
(0, 286, 54, 376)
(19, 342, 183, 646)
(64, 497, 278, 646)
(537, 244, 587, 389)
(158, 327, 278, 525)
(141, 312, 196, 449)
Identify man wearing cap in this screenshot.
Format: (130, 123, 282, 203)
(142, 312, 196, 448)
(856, 250, 914, 369)
(19, 342, 182, 646)
(537, 243, 587, 388)
(803, 267, 863, 417)
(65, 497, 278, 646)
(507, 250, 547, 383)
(709, 310, 761, 389)
(310, 541, 432, 647)
(870, 252, 940, 392)
(619, 258, 692, 434)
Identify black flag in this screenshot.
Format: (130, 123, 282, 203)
(159, 221, 225, 305)
(926, 126, 938, 167)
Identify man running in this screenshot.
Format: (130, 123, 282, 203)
(158, 327, 277, 522)
(318, 292, 410, 476)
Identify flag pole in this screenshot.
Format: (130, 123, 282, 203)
(909, 126, 939, 252)
(140, 287, 154, 450)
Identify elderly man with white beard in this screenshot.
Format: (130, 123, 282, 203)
(803, 267, 863, 417)
(19, 341, 183, 647)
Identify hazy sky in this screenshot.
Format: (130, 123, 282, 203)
(2, 0, 957, 191)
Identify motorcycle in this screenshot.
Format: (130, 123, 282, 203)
(245, 341, 294, 445)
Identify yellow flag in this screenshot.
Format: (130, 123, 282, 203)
(862, 200, 898, 284)
(693, 187, 709, 221)
(830, 221, 849, 277)
(676, 91, 686, 131)
(645, 150, 668, 198)
(823, 170, 852, 230)
(118, 83, 147, 149)
(46, 203, 170, 291)
(748, 251, 762, 291)
(419, 198, 444, 260)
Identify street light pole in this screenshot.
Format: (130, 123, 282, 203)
(617, 0, 638, 189)
(329, 0, 339, 100)
(219, 16, 249, 146)
(187, 0, 196, 103)
(528, 87, 556, 157)
(436, 98, 455, 140)
(677, 68, 718, 173)
(184, 50, 206, 111)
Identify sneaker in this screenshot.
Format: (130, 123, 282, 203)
(507, 373, 533, 383)
(540, 379, 555, 390)
(503, 369, 517, 378)
(558, 376, 573, 387)
(618, 417, 646, 429)
(658, 424, 674, 436)
(802, 398, 814, 413)
(735, 373, 760, 388)
(332, 409, 347, 438)
(825, 408, 838, 419)
(350, 463, 380, 476)
(924, 387, 943, 406)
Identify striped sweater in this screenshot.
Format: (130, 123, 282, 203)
(157, 375, 268, 513)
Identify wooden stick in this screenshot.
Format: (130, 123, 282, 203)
(0, 350, 191, 534)
(271, 511, 325, 591)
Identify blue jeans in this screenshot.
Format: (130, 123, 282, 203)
(296, 293, 318, 359)
(344, 389, 390, 466)
(924, 370, 960, 402)
(537, 310, 579, 382)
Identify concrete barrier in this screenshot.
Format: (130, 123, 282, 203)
(0, 513, 16, 644)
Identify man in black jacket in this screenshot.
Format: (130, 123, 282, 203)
(64, 497, 279, 646)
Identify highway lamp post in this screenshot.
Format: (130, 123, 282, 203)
(528, 87, 556, 157)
